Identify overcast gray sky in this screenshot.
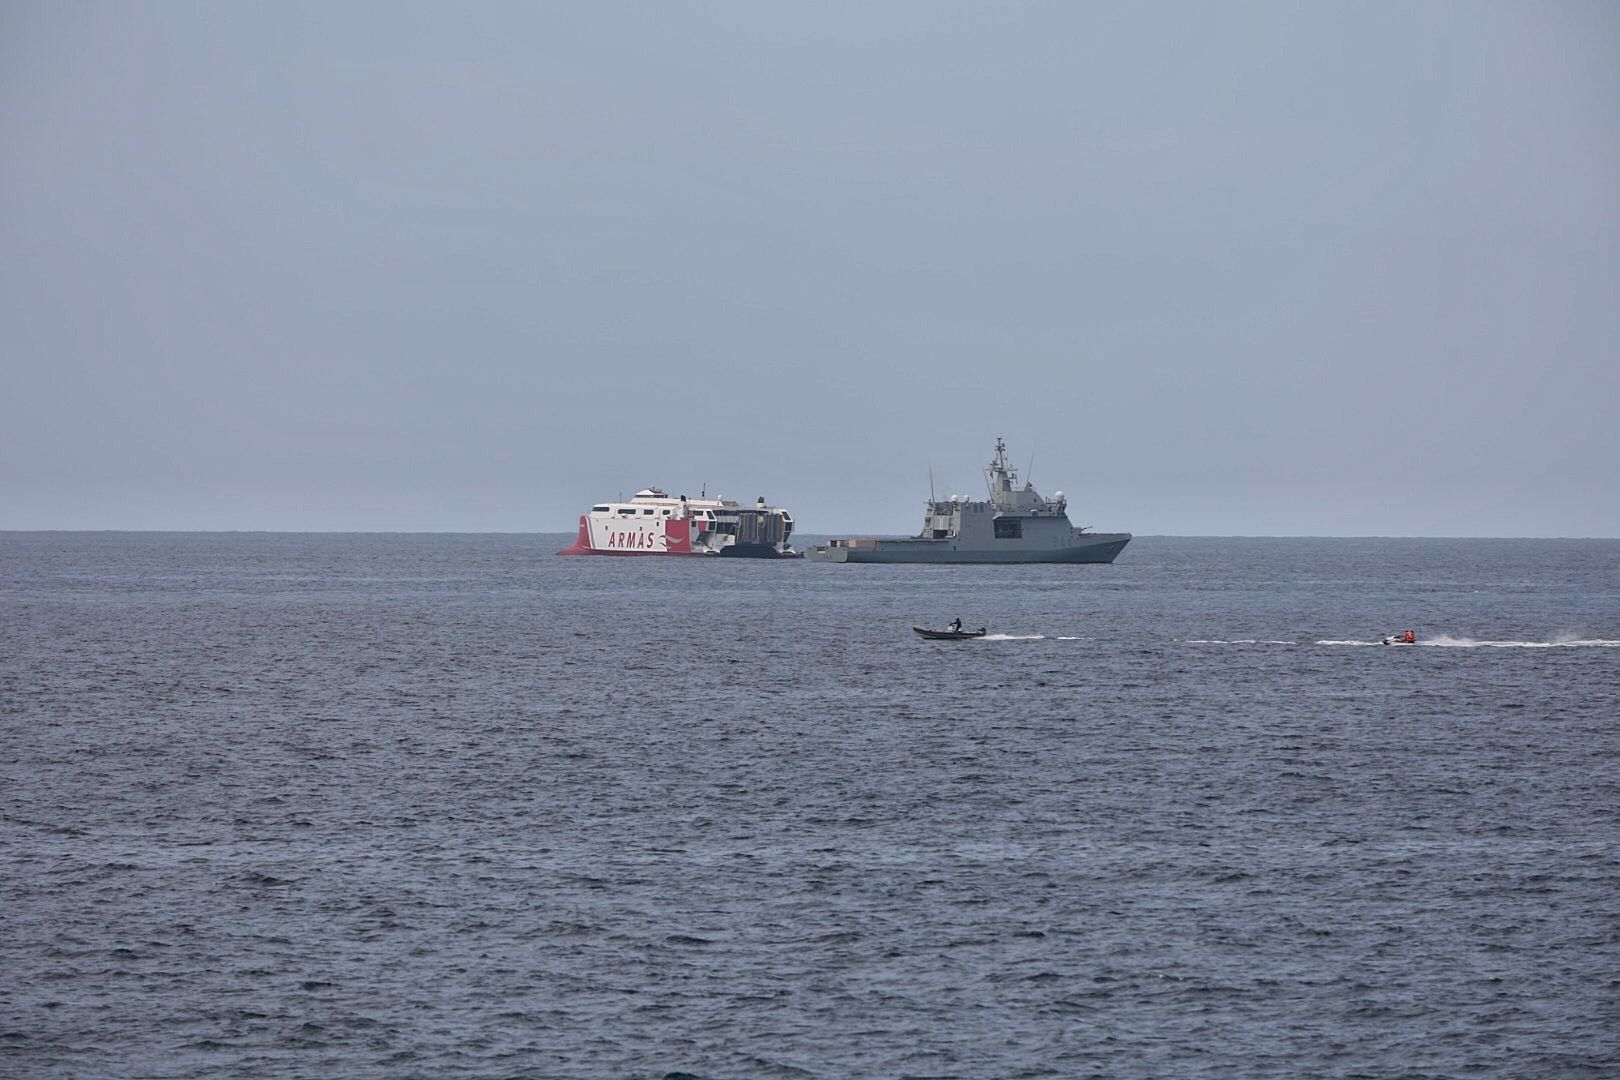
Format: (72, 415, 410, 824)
(3, 2, 1616, 535)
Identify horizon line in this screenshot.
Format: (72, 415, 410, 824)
(3, 529, 1617, 541)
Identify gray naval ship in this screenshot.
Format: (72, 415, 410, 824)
(808, 438, 1131, 564)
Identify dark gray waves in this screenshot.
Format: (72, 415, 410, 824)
(3, 534, 1618, 1078)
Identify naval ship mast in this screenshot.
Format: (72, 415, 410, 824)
(986, 437, 1014, 506)
(984, 436, 1051, 512)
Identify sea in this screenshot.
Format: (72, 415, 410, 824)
(2, 532, 1617, 1079)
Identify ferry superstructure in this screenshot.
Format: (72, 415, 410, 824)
(557, 488, 797, 558)
(807, 438, 1129, 564)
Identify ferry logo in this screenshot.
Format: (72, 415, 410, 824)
(606, 528, 663, 550)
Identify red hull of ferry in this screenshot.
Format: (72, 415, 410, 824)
(556, 516, 701, 556)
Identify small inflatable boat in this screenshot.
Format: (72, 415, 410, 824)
(914, 626, 987, 640)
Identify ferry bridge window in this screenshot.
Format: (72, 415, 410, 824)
(643, 508, 655, 515)
(994, 518, 1023, 539)
(592, 506, 611, 513)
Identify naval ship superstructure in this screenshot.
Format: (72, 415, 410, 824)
(807, 438, 1130, 564)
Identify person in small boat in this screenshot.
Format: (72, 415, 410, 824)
(1401, 629, 1416, 644)
(948, 617, 962, 633)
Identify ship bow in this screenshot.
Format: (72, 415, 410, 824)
(556, 516, 594, 555)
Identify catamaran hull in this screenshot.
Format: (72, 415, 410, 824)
(720, 542, 801, 559)
(809, 533, 1131, 564)
(557, 515, 704, 555)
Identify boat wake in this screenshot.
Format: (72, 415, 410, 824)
(1185, 639, 1299, 646)
(1313, 636, 1620, 648)
(1179, 636, 1620, 648)
(959, 634, 1618, 647)
(1408, 635, 1615, 648)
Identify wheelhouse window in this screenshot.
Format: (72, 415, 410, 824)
(642, 508, 655, 515)
(592, 506, 611, 513)
(994, 518, 1023, 539)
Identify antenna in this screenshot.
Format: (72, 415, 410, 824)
(985, 435, 1005, 501)
(1026, 450, 1035, 489)
(928, 460, 936, 503)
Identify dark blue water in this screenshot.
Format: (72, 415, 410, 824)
(3, 533, 1618, 1078)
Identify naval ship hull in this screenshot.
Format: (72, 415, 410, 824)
(808, 532, 1130, 564)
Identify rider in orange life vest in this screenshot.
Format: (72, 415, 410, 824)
(1401, 630, 1416, 644)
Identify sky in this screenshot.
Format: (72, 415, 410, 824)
(3, 2, 1617, 536)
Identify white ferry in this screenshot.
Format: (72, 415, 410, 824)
(557, 487, 798, 558)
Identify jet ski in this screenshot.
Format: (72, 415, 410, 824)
(1382, 631, 1418, 645)
(914, 625, 987, 640)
